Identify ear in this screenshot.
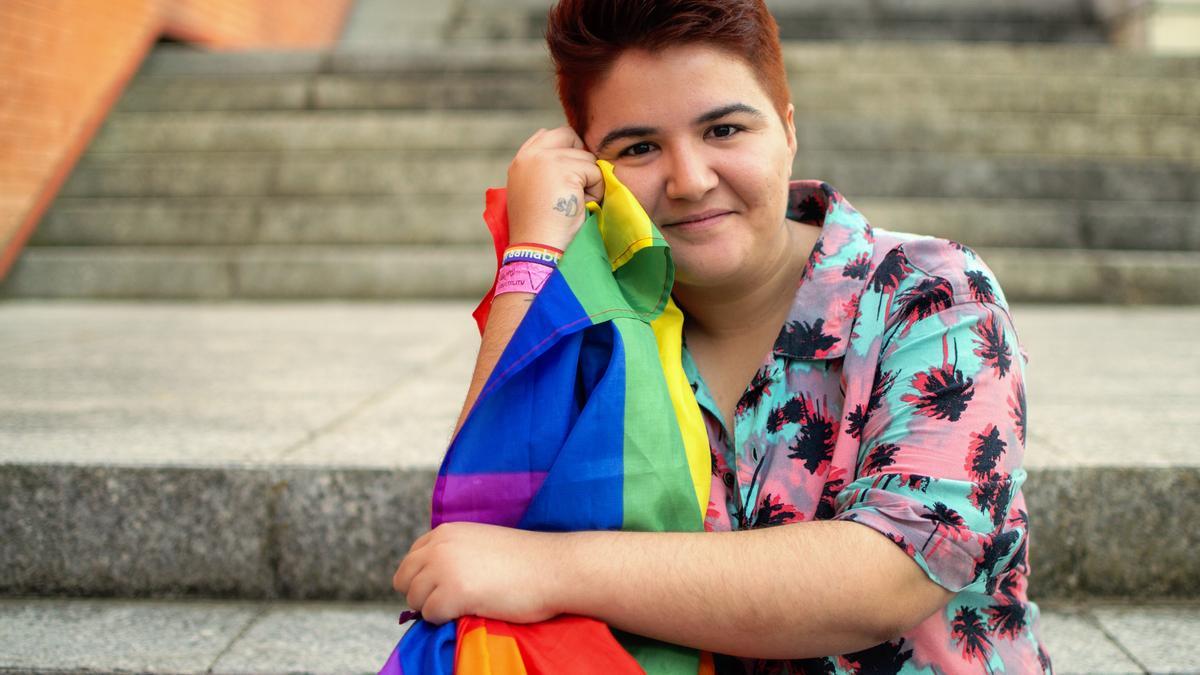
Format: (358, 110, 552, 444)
(784, 103, 797, 159)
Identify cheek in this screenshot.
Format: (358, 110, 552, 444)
(610, 164, 660, 213)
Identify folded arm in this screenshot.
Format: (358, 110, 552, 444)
(395, 518, 953, 660)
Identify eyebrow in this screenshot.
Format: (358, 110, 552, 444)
(594, 102, 767, 154)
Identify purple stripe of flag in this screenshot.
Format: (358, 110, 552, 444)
(432, 472, 549, 528)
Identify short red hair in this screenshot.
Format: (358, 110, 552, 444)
(545, 0, 790, 138)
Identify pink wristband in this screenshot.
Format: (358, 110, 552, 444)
(495, 261, 553, 296)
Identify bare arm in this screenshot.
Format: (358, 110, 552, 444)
(397, 519, 953, 660)
(452, 125, 603, 436)
(550, 521, 954, 659)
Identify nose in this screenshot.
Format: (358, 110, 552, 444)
(664, 143, 717, 201)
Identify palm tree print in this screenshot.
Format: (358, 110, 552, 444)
(965, 269, 996, 303)
(919, 501, 967, 552)
(969, 479, 1011, 528)
(1008, 380, 1027, 445)
(881, 530, 917, 557)
(787, 397, 838, 474)
(870, 248, 914, 295)
(750, 493, 799, 528)
(842, 252, 871, 280)
(903, 473, 932, 492)
(814, 477, 844, 520)
(863, 443, 901, 475)
(738, 365, 776, 416)
(966, 424, 1007, 479)
(1038, 645, 1054, 672)
(873, 472, 931, 493)
(995, 571, 1021, 602)
(846, 368, 897, 440)
(792, 193, 826, 225)
(974, 529, 1020, 595)
(902, 362, 975, 422)
(894, 276, 954, 332)
(971, 312, 1012, 378)
(838, 639, 914, 674)
(949, 240, 978, 258)
(768, 395, 807, 433)
(951, 606, 993, 665)
(775, 318, 841, 358)
(986, 601, 1027, 638)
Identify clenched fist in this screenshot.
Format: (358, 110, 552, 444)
(392, 522, 568, 626)
(505, 126, 605, 253)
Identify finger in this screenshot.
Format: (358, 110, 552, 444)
(407, 528, 436, 554)
(576, 162, 605, 203)
(405, 571, 437, 613)
(516, 128, 548, 155)
(393, 549, 425, 593)
(420, 587, 458, 626)
(531, 125, 586, 151)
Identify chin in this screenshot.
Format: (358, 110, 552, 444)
(671, 256, 742, 290)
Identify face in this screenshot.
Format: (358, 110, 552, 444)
(583, 44, 797, 290)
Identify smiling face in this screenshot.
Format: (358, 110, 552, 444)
(583, 44, 798, 290)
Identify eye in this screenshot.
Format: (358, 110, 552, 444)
(709, 124, 743, 139)
(619, 141, 656, 157)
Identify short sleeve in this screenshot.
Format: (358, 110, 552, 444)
(833, 299, 1029, 595)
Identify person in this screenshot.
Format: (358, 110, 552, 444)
(392, 0, 1052, 671)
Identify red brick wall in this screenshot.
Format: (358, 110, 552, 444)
(0, 0, 353, 280)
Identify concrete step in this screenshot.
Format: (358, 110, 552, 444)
(0, 302, 1197, 603)
(87, 111, 1200, 162)
(4, 597, 1198, 674)
(127, 42, 1200, 82)
(4, 246, 1200, 303)
(57, 150, 1200, 202)
(0, 245, 492, 300)
(442, 0, 1108, 44)
(5, 245, 1200, 303)
(116, 46, 1200, 115)
(29, 196, 1200, 253)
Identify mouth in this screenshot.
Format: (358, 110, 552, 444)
(662, 210, 733, 228)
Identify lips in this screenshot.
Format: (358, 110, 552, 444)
(663, 209, 733, 227)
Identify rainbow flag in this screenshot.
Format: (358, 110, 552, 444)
(378, 162, 713, 675)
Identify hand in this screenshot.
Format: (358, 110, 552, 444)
(506, 126, 605, 252)
(392, 522, 564, 625)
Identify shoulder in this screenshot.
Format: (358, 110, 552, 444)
(848, 229, 1018, 347)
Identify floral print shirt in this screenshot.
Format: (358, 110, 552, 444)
(683, 182, 1052, 674)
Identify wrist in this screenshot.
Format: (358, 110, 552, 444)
(542, 530, 590, 617)
(508, 225, 577, 254)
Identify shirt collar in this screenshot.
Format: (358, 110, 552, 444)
(771, 181, 875, 360)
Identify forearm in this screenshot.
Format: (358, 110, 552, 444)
(552, 521, 950, 660)
(453, 292, 535, 436)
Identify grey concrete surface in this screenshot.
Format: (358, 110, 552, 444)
(57, 150, 1200, 202)
(1, 246, 494, 300)
(84, 110, 1200, 161)
(0, 302, 1197, 602)
(1035, 608, 1144, 673)
(1093, 606, 1200, 673)
(9, 246, 1200, 304)
(0, 598, 262, 673)
(1, 598, 1197, 674)
(31, 195, 1200, 254)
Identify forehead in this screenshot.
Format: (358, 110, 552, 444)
(583, 45, 772, 140)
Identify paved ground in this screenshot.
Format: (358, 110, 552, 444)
(2, 300, 1198, 470)
(1, 597, 1197, 674)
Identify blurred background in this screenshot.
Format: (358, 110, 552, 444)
(1, 1, 1198, 673)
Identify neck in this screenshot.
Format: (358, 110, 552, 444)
(674, 220, 818, 343)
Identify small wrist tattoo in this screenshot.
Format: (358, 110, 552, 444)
(553, 195, 580, 218)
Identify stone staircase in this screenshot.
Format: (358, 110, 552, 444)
(3, 42, 1199, 302)
(4, 3, 1200, 669)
